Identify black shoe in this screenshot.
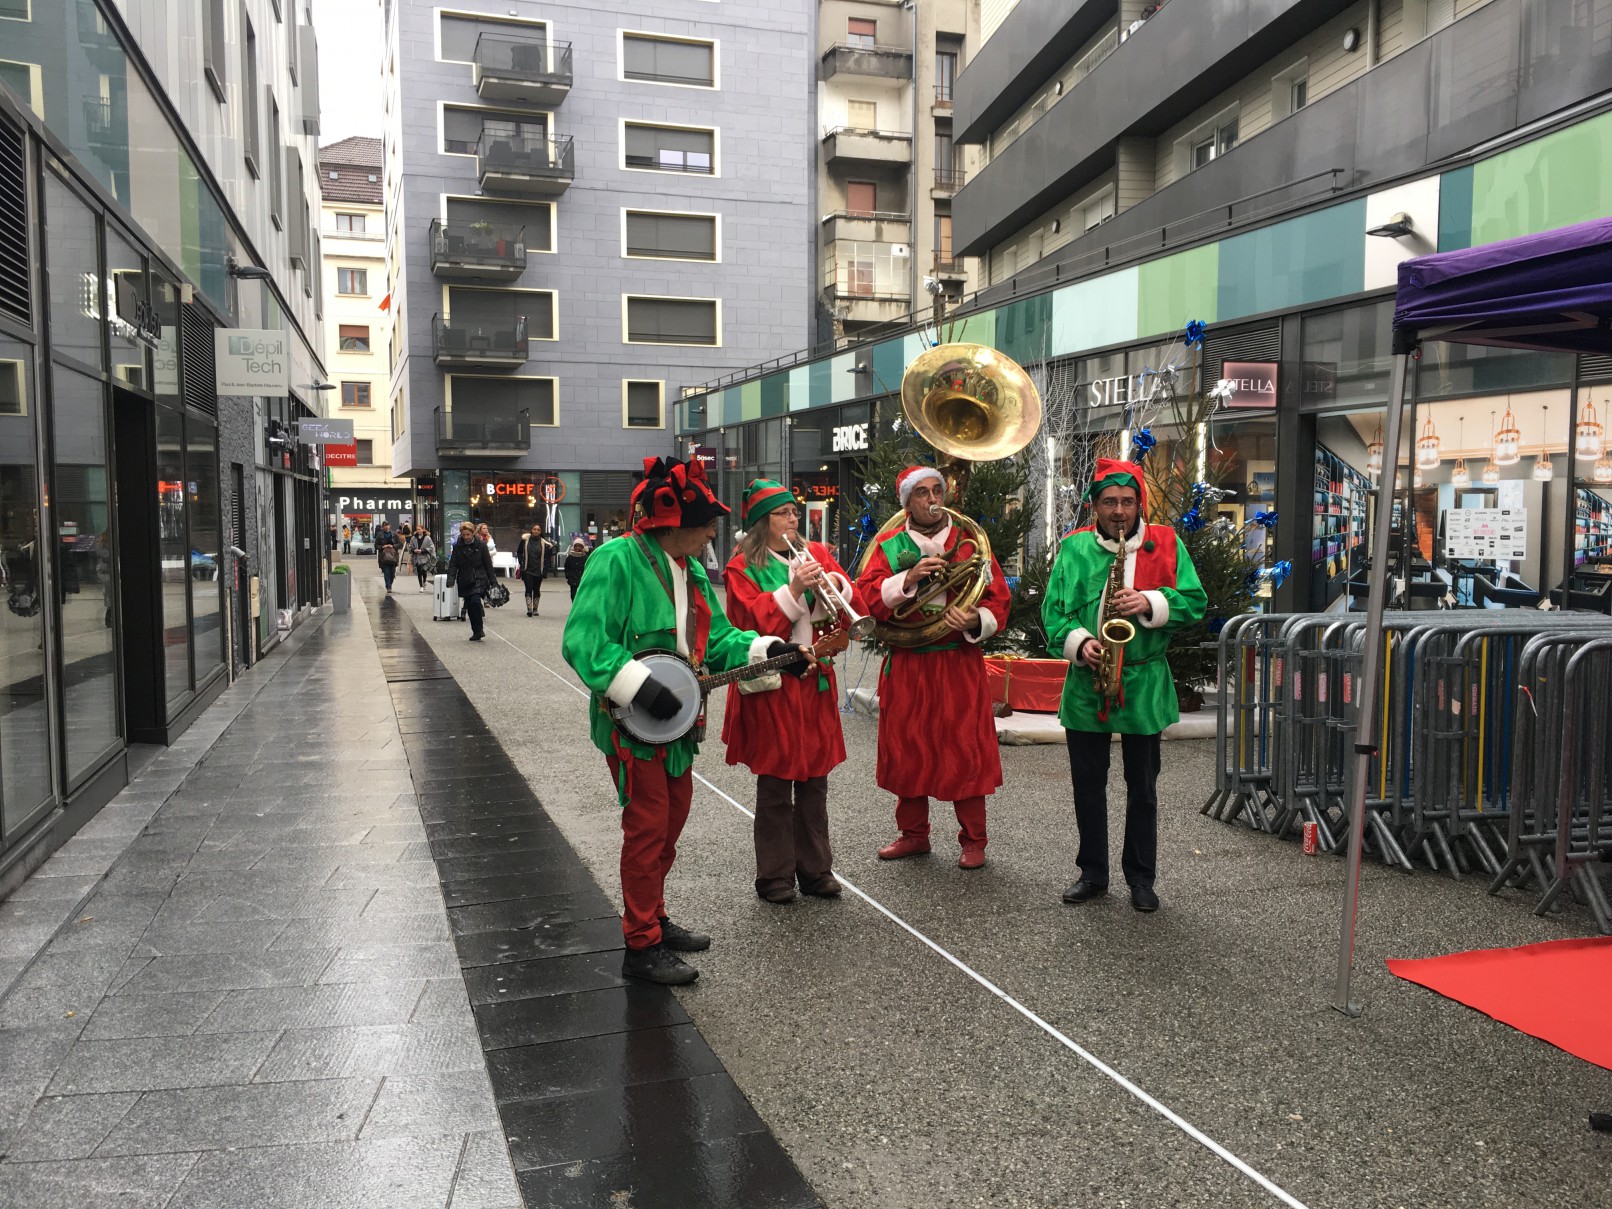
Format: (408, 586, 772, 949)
(622, 943, 698, 985)
(469, 633, 484, 641)
(1062, 878, 1109, 904)
(1130, 884, 1159, 913)
(658, 917, 711, 952)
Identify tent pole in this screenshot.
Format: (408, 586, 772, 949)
(1333, 342, 1414, 1016)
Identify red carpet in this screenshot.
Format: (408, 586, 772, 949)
(1388, 937, 1612, 1070)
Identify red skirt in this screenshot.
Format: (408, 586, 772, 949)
(876, 646, 1002, 800)
(722, 664, 846, 782)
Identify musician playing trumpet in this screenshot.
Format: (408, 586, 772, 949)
(856, 465, 1012, 870)
(1042, 458, 1205, 913)
(722, 480, 868, 904)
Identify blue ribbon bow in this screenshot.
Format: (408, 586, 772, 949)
(1252, 510, 1278, 529)
(1184, 319, 1207, 349)
(1180, 506, 1204, 532)
(1131, 427, 1156, 456)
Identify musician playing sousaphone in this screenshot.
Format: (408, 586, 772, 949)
(856, 465, 1012, 869)
(1042, 457, 1205, 913)
(722, 480, 869, 904)
(561, 457, 811, 985)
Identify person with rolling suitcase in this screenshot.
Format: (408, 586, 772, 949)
(449, 521, 496, 641)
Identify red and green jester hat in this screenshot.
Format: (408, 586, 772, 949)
(1041, 457, 1207, 734)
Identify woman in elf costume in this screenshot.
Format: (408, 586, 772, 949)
(1042, 457, 1206, 913)
(562, 457, 807, 985)
(722, 480, 867, 904)
(854, 465, 1011, 870)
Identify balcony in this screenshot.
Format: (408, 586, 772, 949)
(822, 128, 912, 169)
(823, 242, 910, 327)
(821, 211, 910, 246)
(429, 219, 527, 281)
(435, 406, 530, 455)
(77, 0, 123, 66)
(932, 167, 966, 197)
(82, 99, 122, 151)
(932, 254, 966, 281)
(431, 313, 529, 368)
(477, 131, 574, 196)
(932, 82, 954, 117)
(821, 42, 913, 82)
(474, 36, 572, 107)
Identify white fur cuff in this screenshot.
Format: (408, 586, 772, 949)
(772, 584, 808, 623)
(605, 658, 651, 707)
(748, 635, 776, 663)
(1139, 590, 1169, 629)
(963, 608, 999, 645)
(1063, 627, 1095, 665)
(881, 573, 915, 609)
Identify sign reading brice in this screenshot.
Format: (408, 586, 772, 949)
(297, 418, 355, 445)
(214, 329, 291, 394)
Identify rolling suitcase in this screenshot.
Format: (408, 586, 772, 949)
(433, 573, 460, 621)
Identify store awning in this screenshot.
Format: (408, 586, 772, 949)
(1393, 216, 1612, 356)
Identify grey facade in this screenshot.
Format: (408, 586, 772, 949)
(385, 0, 813, 544)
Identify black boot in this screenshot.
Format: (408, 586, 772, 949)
(658, 917, 711, 952)
(622, 943, 698, 985)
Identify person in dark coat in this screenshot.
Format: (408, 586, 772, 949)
(564, 537, 590, 600)
(375, 521, 400, 594)
(448, 521, 497, 640)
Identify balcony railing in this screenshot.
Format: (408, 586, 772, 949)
(435, 406, 530, 453)
(83, 98, 118, 146)
(474, 35, 572, 106)
(477, 130, 574, 195)
(932, 167, 966, 192)
(934, 83, 954, 107)
(429, 219, 527, 280)
(821, 127, 913, 167)
(987, 27, 1119, 162)
(821, 42, 914, 82)
(431, 313, 529, 367)
(932, 255, 965, 276)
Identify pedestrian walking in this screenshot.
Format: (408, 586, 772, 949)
(516, 524, 553, 617)
(410, 526, 436, 593)
(477, 523, 497, 557)
(341, 524, 351, 553)
(375, 521, 400, 594)
(564, 537, 590, 600)
(449, 521, 496, 641)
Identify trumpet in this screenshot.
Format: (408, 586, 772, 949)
(783, 531, 874, 639)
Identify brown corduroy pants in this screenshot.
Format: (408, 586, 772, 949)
(753, 774, 833, 895)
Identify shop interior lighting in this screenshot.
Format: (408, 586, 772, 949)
(1413, 466, 1424, 489)
(1415, 415, 1441, 468)
(1493, 400, 1522, 465)
(1576, 400, 1603, 458)
(1595, 451, 1612, 484)
(1533, 404, 1554, 482)
(1481, 459, 1501, 484)
(1366, 423, 1384, 475)
(1450, 417, 1471, 488)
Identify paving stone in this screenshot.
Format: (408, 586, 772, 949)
(361, 887, 449, 918)
(0, 1153, 200, 1209)
(196, 981, 430, 1033)
(44, 1032, 280, 1095)
(446, 1130, 520, 1209)
(94, 1078, 380, 1155)
(325, 864, 441, 889)
(129, 919, 290, 957)
(270, 913, 450, 949)
(485, 1025, 727, 1104)
(460, 952, 630, 1007)
(253, 1020, 482, 1081)
(162, 1136, 461, 1209)
(4, 875, 102, 904)
(410, 978, 471, 1021)
(1, 1093, 142, 1161)
(359, 1070, 500, 1139)
(317, 943, 462, 984)
(113, 949, 337, 995)
(80, 993, 227, 1041)
(473, 984, 689, 1052)
(185, 887, 377, 922)
(513, 1132, 821, 1209)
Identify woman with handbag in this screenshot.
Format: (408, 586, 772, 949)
(448, 521, 496, 641)
(721, 480, 864, 904)
(410, 527, 436, 593)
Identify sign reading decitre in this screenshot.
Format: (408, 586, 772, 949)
(214, 329, 291, 394)
(1221, 361, 1279, 409)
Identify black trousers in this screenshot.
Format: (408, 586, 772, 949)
(521, 572, 543, 607)
(1065, 729, 1162, 888)
(463, 591, 485, 637)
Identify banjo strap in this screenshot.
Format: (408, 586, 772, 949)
(633, 534, 699, 665)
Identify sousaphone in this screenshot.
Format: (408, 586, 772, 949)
(857, 342, 1043, 648)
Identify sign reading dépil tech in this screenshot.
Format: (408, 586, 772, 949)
(214, 329, 291, 394)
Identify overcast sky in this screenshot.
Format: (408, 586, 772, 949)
(315, 0, 387, 147)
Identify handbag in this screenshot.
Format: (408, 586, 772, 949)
(486, 581, 512, 608)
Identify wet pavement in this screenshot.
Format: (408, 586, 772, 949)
(0, 574, 1607, 1209)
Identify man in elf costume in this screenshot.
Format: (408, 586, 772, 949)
(562, 457, 806, 985)
(855, 465, 1012, 869)
(1042, 458, 1206, 912)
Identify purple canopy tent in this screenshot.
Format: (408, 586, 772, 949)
(1334, 218, 1612, 1013)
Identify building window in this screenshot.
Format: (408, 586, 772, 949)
(440, 13, 546, 63)
(335, 213, 366, 232)
(339, 324, 371, 352)
(624, 380, 664, 429)
(243, 17, 261, 175)
(446, 197, 554, 252)
(1290, 78, 1308, 112)
(623, 33, 715, 87)
(1189, 116, 1239, 171)
(847, 18, 877, 48)
(624, 123, 714, 174)
(935, 51, 957, 104)
(447, 287, 555, 341)
(268, 94, 284, 228)
(444, 107, 547, 156)
(355, 439, 373, 466)
(846, 181, 877, 215)
(935, 214, 953, 263)
(341, 382, 372, 407)
(846, 99, 878, 129)
(1273, 59, 1309, 120)
(624, 211, 717, 261)
(337, 268, 368, 295)
(447, 375, 557, 426)
(1082, 186, 1116, 231)
(625, 297, 719, 346)
(202, 0, 227, 102)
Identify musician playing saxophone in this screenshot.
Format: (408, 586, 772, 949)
(1042, 458, 1206, 913)
(562, 457, 808, 986)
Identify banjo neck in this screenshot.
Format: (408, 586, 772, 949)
(698, 630, 847, 692)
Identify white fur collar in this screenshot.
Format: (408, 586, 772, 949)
(1093, 523, 1146, 555)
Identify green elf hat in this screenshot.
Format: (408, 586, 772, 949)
(741, 479, 799, 528)
(1085, 456, 1147, 507)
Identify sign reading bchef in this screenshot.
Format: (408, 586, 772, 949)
(1219, 361, 1279, 409)
(215, 329, 291, 394)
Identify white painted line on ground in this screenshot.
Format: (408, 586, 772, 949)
(485, 626, 1311, 1209)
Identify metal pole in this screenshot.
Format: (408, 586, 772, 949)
(1333, 342, 1414, 1016)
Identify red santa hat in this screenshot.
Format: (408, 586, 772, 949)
(896, 464, 944, 507)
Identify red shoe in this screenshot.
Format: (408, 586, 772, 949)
(958, 843, 986, 870)
(877, 835, 931, 860)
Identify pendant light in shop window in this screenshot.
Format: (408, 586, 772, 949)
(1533, 404, 1554, 482)
(1595, 450, 1612, 484)
(1450, 417, 1471, 489)
(1481, 412, 1501, 483)
(1494, 400, 1522, 465)
(1366, 423, 1384, 476)
(1415, 414, 1441, 469)
(1576, 400, 1604, 459)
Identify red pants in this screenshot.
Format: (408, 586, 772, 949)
(607, 755, 692, 950)
(895, 795, 987, 847)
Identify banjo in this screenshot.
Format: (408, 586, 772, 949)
(609, 628, 851, 746)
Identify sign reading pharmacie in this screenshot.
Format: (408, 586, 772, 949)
(336, 492, 414, 514)
(214, 329, 291, 394)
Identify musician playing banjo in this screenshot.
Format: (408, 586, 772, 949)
(1042, 458, 1205, 914)
(722, 480, 870, 904)
(561, 457, 811, 986)
(855, 465, 1011, 870)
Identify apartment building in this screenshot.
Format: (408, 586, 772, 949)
(382, 0, 812, 551)
(320, 136, 410, 544)
(678, 0, 1612, 607)
(815, 0, 982, 346)
(0, 0, 326, 894)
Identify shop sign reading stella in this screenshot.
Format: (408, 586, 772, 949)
(1220, 361, 1279, 409)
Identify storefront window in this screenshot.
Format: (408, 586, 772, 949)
(188, 418, 223, 686)
(52, 368, 119, 783)
(0, 340, 52, 834)
(156, 404, 190, 705)
(106, 229, 151, 393)
(45, 174, 104, 373)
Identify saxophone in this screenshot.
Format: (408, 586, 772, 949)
(1091, 531, 1137, 701)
